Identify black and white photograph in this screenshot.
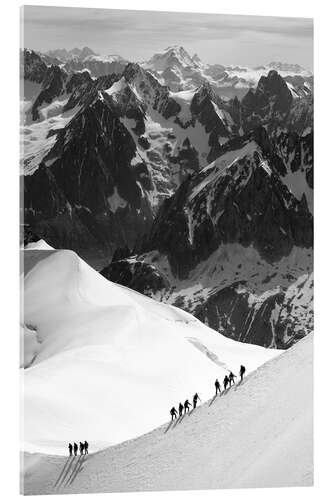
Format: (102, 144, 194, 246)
(19, 3, 314, 495)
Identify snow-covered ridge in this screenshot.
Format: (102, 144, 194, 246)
(22, 246, 280, 454)
(83, 54, 125, 63)
(104, 76, 129, 96)
(23, 334, 313, 493)
(143, 45, 196, 71)
(24, 239, 55, 251)
(189, 140, 259, 200)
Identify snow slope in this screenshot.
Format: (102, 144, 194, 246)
(22, 334, 313, 494)
(24, 239, 55, 251)
(22, 245, 280, 455)
(21, 99, 80, 175)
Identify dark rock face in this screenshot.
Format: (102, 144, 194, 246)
(284, 74, 313, 96)
(122, 63, 181, 119)
(101, 259, 170, 295)
(271, 128, 313, 190)
(196, 287, 300, 349)
(24, 95, 155, 253)
(21, 49, 47, 83)
(194, 271, 313, 349)
(240, 70, 313, 138)
(31, 65, 68, 121)
(24, 62, 233, 257)
(63, 74, 114, 113)
(22, 224, 42, 246)
(144, 134, 313, 279)
(169, 139, 200, 173)
(190, 84, 236, 162)
(102, 249, 313, 349)
(65, 70, 93, 94)
(100, 126, 313, 349)
(241, 70, 293, 130)
(143, 177, 193, 278)
(195, 283, 285, 347)
(287, 95, 313, 134)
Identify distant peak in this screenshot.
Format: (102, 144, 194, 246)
(45, 46, 97, 62)
(165, 45, 186, 53)
(192, 53, 202, 64)
(267, 61, 309, 74)
(196, 81, 214, 97)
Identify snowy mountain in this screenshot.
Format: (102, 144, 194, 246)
(45, 46, 97, 62)
(101, 129, 313, 348)
(34, 47, 129, 77)
(21, 244, 280, 456)
(36, 45, 313, 96)
(142, 46, 313, 99)
(21, 47, 313, 348)
(242, 70, 313, 133)
(143, 45, 196, 72)
(21, 51, 240, 260)
(22, 333, 312, 493)
(267, 61, 311, 74)
(21, 49, 48, 83)
(63, 54, 128, 77)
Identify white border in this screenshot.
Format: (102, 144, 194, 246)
(1, 1, 332, 499)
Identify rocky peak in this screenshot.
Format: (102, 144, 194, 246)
(258, 70, 291, 101)
(192, 53, 202, 66)
(31, 65, 68, 121)
(143, 135, 313, 277)
(101, 78, 146, 133)
(190, 83, 236, 160)
(21, 48, 47, 83)
(192, 81, 215, 103)
(65, 70, 93, 94)
(74, 46, 96, 59)
(45, 46, 97, 62)
(167, 45, 193, 65)
(24, 92, 155, 252)
(241, 70, 293, 131)
(122, 63, 182, 119)
(145, 45, 195, 72)
(123, 62, 144, 81)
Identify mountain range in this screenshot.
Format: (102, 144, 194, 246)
(31, 45, 313, 98)
(21, 45, 313, 349)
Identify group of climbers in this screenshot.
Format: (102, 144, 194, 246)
(170, 392, 201, 420)
(215, 365, 246, 394)
(68, 441, 89, 456)
(170, 365, 246, 420)
(67, 366, 247, 454)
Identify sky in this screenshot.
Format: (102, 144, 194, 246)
(22, 6, 313, 70)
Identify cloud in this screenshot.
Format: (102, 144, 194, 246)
(23, 6, 313, 39)
(22, 6, 313, 69)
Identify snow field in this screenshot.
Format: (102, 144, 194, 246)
(22, 245, 280, 455)
(22, 334, 313, 494)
